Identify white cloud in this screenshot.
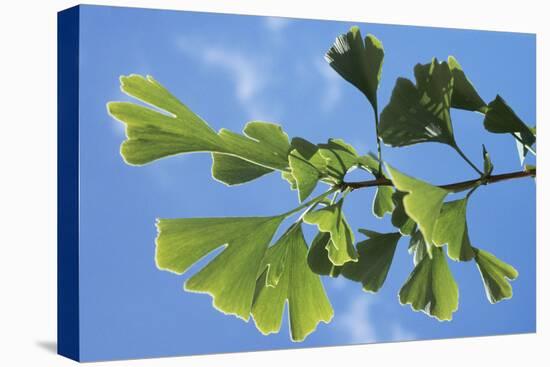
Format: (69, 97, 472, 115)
(263, 17, 291, 33)
(337, 296, 378, 343)
(176, 36, 279, 121)
(390, 323, 417, 341)
(315, 59, 342, 113)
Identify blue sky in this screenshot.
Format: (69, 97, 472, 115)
(77, 5, 536, 361)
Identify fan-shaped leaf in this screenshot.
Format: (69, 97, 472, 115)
(212, 153, 272, 185)
(318, 139, 360, 179)
(432, 198, 475, 261)
(474, 248, 518, 303)
(288, 138, 329, 202)
(448, 56, 486, 112)
(325, 26, 384, 111)
(342, 230, 401, 292)
(303, 199, 358, 266)
(391, 191, 416, 236)
(155, 215, 284, 320)
(373, 186, 395, 218)
(399, 246, 459, 321)
(252, 224, 333, 341)
(307, 232, 342, 277)
(387, 165, 449, 252)
(380, 59, 456, 148)
(408, 230, 431, 266)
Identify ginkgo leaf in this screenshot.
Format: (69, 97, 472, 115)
(357, 153, 380, 176)
(408, 230, 431, 266)
(155, 215, 284, 320)
(391, 191, 416, 236)
(379, 59, 456, 148)
(318, 139, 360, 179)
(399, 246, 459, 321)
(483, 95, 536, 163)
(325, 26, 384, 111)
(303, 199, 358, 266)
(432, 198, 475, 261)
(108, 75, 292, 174)
(342, 230, 401, 292)
(474, 248, 518, 303)
(288, 138, 329, 202)
(448, 56, 486, 112)
(211, 153, 273, 185)
(387, 165, 449, 251)
(307, 232, 342, 277)
(252, 224, 334, 341)
(373, 186, 395, 218)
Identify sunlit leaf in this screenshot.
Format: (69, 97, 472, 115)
(342, 230, 401, 292)
(373, 186, 395, 218)
(357, 153, 380, 176)
(399, 246, 459, 321)
(432, 198, 475, 261)
(448, 56, 486, 112)
(318, 139, 360, 179)
(307, 232, 342, 277)
(325, 26, 384, 111)
(108, 75, 292, 175)
(288, 138, 329, 202)
(391, 191, 416, 236)
(155, 215, 284, 320)
(408, 230, 431, 266)
(474, 248, 518, 303)
(303, 199, 358, 266)
(252, 224, 333, 341)
(212, 153, 272, 185)
(380, 59, 456, 148)
(387, 165, 449, 252)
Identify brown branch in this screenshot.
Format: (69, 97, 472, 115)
(341, 168, 536, 193)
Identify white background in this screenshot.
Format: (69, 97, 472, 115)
(0, 0, 547, 365)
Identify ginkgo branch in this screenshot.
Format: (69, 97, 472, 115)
(341, 168, 536, 193)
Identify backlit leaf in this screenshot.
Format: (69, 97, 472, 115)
(288, 138, 329, 202)
(399, 246, 459, 321)
(212, 153, 272, 185)
(387, 165, 449, 252)
(303, 199, 358, 266)
(307, 232, 342, 277)
(155, 215, 284, 320)
(318, 139, 360, 179)
(325, 26, 384, 111)
(474, 248, 518, 303)
(373, 186, 395, 218)
(408, 230, 431, 266)
(448, 56, 486, 112)
(379, 59, 456, 148)
(342, 230, 401, 292)
(391, 191, 416, 236)
(432, 198, 475, 261)
(252, 224, 333, 341)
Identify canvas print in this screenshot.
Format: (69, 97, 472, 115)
(57, 4, 536, 362)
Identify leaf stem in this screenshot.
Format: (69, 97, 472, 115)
(373, 106, 383, 177)
(341, 168, 535, 193)
(453, 144, 483, 175)
(281, 187, 339, 217)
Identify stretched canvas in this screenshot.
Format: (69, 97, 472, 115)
(58, 4, 536, 362)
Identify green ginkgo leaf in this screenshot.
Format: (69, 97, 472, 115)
(303, 199, 358, 266)
(325, 26, 384, 111)
(318, 139, 360, 179)
(252, 224, 334, 342)
(373, 185, 395, 218)
(483, 95, 536, 163)
(432, 198, 476, 261)
(288, 138, 329, 202)
(408, 230, 431, 266)
(342, 230, 401, 292)
(399, 246, 459, 321)
(211, 153, 273, 185)
(307, 232, 342, 277)
(155, 215, 284, 320)
(380, 59, 456, 148)
(448, 56, 486, 112)
(108, 75, 292, 177)
(357, 153, 381, 176)
(391, 191, 416, 236)
(474, 248, 518, 303)
(387, 165, 449, 252)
